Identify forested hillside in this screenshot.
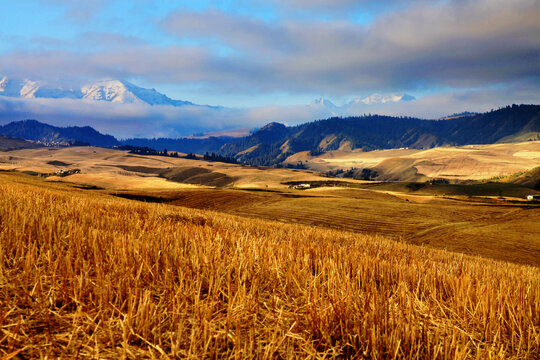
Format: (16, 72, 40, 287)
(220, 105, 540, 165)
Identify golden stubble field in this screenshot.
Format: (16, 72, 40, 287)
(0, 172, 539, 359)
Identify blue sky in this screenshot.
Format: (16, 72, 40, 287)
(0, 0, 539, 137)
(1, 1, 290, 105)
(0, 1, 475, 105)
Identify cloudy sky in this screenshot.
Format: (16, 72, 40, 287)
(0, 0, 539, 137)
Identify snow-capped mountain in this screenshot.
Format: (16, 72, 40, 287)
(309, 97, 338, 109)
(347, 93, 416, 106)
(80, 80, 193, 106)
(0, 77, 194, 107)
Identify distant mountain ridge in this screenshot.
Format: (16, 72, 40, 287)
(347, 93, 416, 106)
(0, 119, 233, 153)
(220, 105, 540, 165)
(121, 137, 233, 155)
(308, 93, 416, 112)
(0, 120, 119, 147)
(1, 76, 415, 111)
(309, 97, 338, 109)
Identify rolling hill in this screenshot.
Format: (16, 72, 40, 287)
(1, 147, 539, 267)
(505, 166, 540, 190)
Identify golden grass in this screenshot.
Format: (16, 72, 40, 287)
(0, 146, 330, 190)
(0, 173, 539, 359)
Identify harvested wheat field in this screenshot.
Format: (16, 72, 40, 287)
(0, 172, 539, 359)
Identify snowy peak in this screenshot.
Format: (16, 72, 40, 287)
(81, 80, 138, 103)
(0, 77, 194, 107)
(398, 94, 416, 102)
(0, 77, 37, 98)
(80, 79, 193, 106)
(309, 97, 337, 109)
(308, 93, 416, 110)
(0, 77, 82, 99)
(349, 93, 416, 105)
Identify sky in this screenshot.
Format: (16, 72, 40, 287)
(0, 0, 539, 137)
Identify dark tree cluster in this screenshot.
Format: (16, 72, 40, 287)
(115, 145, 179, 158)
(427, 178, 450, 184)
(325, 168, 345, 177)
(326, 167, 378, 181)
(203, 152, 238, 164)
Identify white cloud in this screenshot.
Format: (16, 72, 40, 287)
(0, 95, 327, 138)
(160, 0, 540, 93)
(1, 80, 538, 138)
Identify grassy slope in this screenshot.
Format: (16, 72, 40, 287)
(288, 141, 540, 182)
(505, 166, 540, 190)
(1, 172, 539, 359)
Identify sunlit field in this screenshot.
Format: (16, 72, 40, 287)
(1, 172, 538, 359)
(2, 0, 540, 357)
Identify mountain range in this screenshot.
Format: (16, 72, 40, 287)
(1, 105, 538, 167)
(0, 120, 231, 153)
(0, 77, 195, 107)
(308, 93, 415, 111)
(1, 76, 415, 111)
(347, 93, 416, 106)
